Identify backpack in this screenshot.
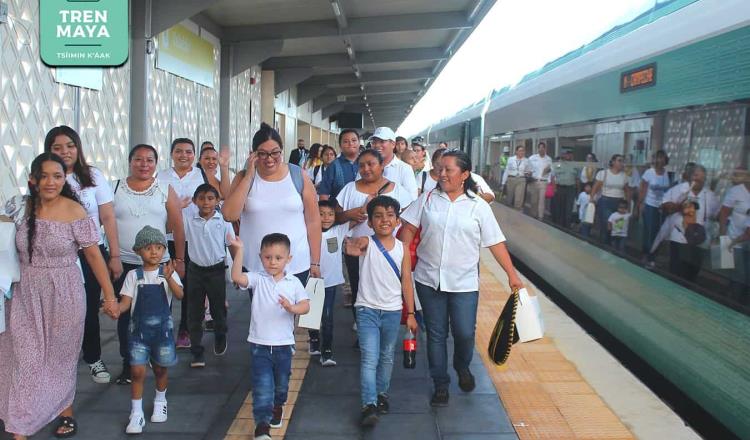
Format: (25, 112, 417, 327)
(238, 163, 304, 198)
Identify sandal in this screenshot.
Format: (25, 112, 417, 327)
(54, 416, 77, 438)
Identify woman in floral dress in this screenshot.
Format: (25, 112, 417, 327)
(0, 153, 118, 439)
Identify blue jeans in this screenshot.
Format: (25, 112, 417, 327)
(356, 306, 401, 407)
(597, 196, 622, 245)
(611, 236, 626, 252)
(641, 204, 663, 257)
(250, 344, 293, 424)
(309, 285, 338, 352)
(416, 282, 479, 390)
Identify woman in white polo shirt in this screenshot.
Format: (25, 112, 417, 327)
(400, 150, 524, 407)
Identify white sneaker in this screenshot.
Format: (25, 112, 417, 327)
(89, 359, 111, 384)
(125, 412, 145, 434)
(151, 400, 168, 423)
(352, 322, 357, 331)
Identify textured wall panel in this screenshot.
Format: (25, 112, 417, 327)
(230, 66, 262, 171)
(79, 64, 131, 181)
(146, 42, 172, 169)
(198, 44, 221, 147)
(0, 0, 76, 202)
(171, 75, 198, 144)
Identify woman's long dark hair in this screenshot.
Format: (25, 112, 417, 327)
(26, 153, 81, 263)
(438, 150, 478, 196)
(44, 125, 94, 189)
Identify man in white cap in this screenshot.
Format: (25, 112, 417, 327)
(367, 127, 418, 201)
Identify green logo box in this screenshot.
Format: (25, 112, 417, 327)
(40, 0, 129, 66)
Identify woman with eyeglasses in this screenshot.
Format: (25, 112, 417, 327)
(591, 154, 631, 245)
(223, 123, 322, 284)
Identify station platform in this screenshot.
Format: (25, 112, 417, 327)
(3, 251, 698, 440)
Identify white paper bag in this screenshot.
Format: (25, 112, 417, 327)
(0, 222, 20, 284)
(0, 296, 5, 334)
(298, 277, 325, 330)
(711, 236, 735, 269)
(515, 288, 544, 343)
(583, 202, 596, 224)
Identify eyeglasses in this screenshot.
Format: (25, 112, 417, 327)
(256, 150, 282, 160)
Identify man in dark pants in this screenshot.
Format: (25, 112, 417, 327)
(551, 149, 579, 228)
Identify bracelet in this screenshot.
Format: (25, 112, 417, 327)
(103, 298, 117, 303)
(407, 312, 415, 315)
(310, 263, 320, 267)
(174, 258, 185, 262)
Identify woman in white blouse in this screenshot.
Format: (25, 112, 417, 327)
(309, 145, 336, 188)
(45, 125, 123, 385)
(400, 150, 523, 407)
(591, 154, 630, 245)
(335, 149, 415, 322)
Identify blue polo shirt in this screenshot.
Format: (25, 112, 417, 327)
(317, 154, 358, 200)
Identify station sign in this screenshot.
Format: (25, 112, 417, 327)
(156, 24, 215, 88)
(620, 63, 656, 93)
(40, 0, 129, 66)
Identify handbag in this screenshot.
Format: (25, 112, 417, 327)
(545, 182, 555, 199)
(298, 278, 325, 330)
(487, 288, 519, 366)
(514, 288, 544, 343)
(0, 215, 21, 287)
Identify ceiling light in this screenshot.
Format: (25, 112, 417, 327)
(331, 1, 341, 17)
(346, 45, 353, 57)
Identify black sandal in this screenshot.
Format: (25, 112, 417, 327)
(54, 416, 77, 438)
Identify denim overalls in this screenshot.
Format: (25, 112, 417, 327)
(128, 266, 177, 367)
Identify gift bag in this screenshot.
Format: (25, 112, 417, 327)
(225, 248, 234, 284)
(710, 236, 735, 270)
(583, 202, 596, 224)
(487, 288, 519, 366)
(515, 288, 545, 343)
(298, 277, 325, 330)
(0, 220, 20, 284)
(545, 183, 555, 199)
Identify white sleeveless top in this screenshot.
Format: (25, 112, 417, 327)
(113, 179, 170, 264)
(356, 237, 404, 312)
(240, 171, 310, 274)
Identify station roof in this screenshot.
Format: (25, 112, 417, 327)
(179, 0, 495, 130)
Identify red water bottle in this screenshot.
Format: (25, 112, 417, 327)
(403, 329, 417, 369)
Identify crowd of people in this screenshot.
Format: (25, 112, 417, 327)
(497, 141, 750, 301)
(0, 124, 524, 440)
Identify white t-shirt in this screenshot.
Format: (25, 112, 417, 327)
(595, 169, 627, 199)
(239, 171, 311, 274)
(651, 213, 690, 252)
(120, 268, 182, 310)
(641, 168, 671, 208)
(113, 179, 171, 265)
(336, 181, 415, 238)
(67, 168, 113, 244)
(501, 156, 528, 184)
(381, 157, 419, 200)
(662, 182, 719, 226)
(608, 212, 631, 237)
(420, 173, 439, 194)
(321, 224, 350, 288)
(239, 271, 309, 346)
(528, 154, 552, 181)
(722, 184, 750, 239)
(308, 164, 327, 187)
(183, 204, 235, 267)
(156, 167, 205, 241)
(356, 237, 404, 312)
(401, 190, 506, 292)
(577, 192, 590, 221)
(471, 173, 494, 199)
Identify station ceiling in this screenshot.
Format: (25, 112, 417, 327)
(189, 0, 495, 130)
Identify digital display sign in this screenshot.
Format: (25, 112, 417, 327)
(620, 63, 656, 93)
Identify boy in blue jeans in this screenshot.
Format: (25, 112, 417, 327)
(344, 195, 418, 427)
(309, 199, 351, 365)
(118, 226, 184, 434)
(229, 233, 310, 440)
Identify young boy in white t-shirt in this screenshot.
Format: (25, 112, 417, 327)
(229, 233, 310, 440)
(118, 226, 184, 435)
(577, 182, 592, 236)
(344, 195, 418, 428)
(308, 199, 351, 366)
(608, 199, 631, 252)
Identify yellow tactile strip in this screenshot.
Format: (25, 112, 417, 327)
(476, 262, 635, 440)
(224, 328, 311, 440)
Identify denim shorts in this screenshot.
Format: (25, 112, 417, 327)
(129, 316, 177, 367)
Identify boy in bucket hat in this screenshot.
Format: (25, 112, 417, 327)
(117, 225, 184, 434)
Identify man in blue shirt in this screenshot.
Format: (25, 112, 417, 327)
(318, 129, 361, 202)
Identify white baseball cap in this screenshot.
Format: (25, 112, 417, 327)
(368, 127, 396, 142)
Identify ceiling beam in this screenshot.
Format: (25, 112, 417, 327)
(232, 40, 284, 74)
(304, 68, 433, 86)
(223, 12, 471, 42)
(262, 47, 446, 69)
(298, 84, 330, 104)
(274, 68, 314, 95)
(322, 103, 347, 119)
(151, 0, 223, 37)
(359, 93, 419, 104)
